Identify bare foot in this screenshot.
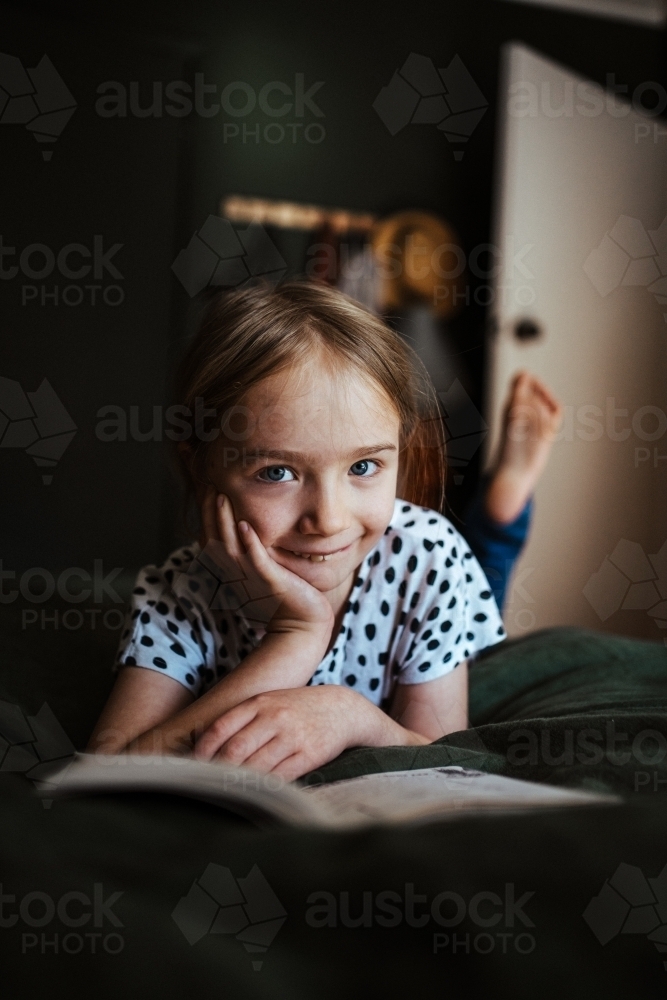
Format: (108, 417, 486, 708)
(485, 371, 562, 525)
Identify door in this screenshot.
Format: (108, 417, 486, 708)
(486, 43, 667, 641)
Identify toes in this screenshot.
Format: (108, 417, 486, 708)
(529, 374, 560, 410)
(512, 371, 534, 404)
(515, 373, 562, 419)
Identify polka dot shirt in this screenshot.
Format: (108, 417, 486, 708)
(114, 499, 506, 707)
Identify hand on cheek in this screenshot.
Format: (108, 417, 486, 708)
(198, 488, 336, 638)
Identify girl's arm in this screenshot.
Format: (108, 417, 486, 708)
(87, 668, 194, 753)
(88, 490, 334, 755)
(87, 626, 329, 755)
(389, 660, 468, 740)
(191, 661, 469, 779)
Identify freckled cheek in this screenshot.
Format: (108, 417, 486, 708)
(361, 490, 397, 540)
(229, 492, 293, 548)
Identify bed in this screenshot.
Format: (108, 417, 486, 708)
(1, 624, 666, 998)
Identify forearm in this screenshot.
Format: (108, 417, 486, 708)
(366, 710, 431, 748)
(342, 689, 431, 750)
(346, 693, 465, 751)
(388, 663, 469, 743)
(128, 629, 327, 755)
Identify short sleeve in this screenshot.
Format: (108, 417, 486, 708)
(395, 528, 505, 685)
(114, 556, 216, 697)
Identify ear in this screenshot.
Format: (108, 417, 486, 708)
(177, 441, 209, 507)
(177, 440, 194, 473)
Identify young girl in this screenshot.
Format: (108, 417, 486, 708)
(88, 281, 555, 780)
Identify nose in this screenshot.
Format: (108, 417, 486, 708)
(297, 475, 350, 538)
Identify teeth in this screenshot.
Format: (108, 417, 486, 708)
(292, 551, 329, 561)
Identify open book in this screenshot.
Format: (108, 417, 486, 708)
(42, 753, 619, 830)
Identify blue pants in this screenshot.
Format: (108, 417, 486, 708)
(459, 476, 532, 612)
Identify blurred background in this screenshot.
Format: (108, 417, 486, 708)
(1, 0, 666, 723)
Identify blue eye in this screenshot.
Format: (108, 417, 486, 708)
(259, 465, 295, 483)
(350, 460, 378, 477)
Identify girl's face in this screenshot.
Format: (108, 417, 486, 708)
(204, 355, 401, 599)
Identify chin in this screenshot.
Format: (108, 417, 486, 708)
(291, 560, 352, 589)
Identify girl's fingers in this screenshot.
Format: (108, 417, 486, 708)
(269, 751, 310, 781)
(215, 721, 281, 767)
(242, 735, 295, 773)
(207, 495, 286, 599)
(235, 519, 288, 595)
(192, 701, 258, 760)
(216, 494, 244, 561)
(207, 495, 320, 615)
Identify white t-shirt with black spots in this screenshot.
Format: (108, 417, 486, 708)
(114, 499, 506, 707)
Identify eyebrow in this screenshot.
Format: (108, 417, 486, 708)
(246, 443, 398, 462)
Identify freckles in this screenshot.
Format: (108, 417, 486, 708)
(247, 500, 294, 550)
(256, 403, 296, 442)
(365, 486, 397, 522)
(206, 440, 238, 479)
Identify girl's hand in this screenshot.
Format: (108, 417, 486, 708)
(199, 486, 334, 640)
(192, 685, 382, 780)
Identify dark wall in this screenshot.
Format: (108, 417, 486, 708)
(1, 0, 664, 593)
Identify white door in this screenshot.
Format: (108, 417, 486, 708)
(486, 43, 667, 642)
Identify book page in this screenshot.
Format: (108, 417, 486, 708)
(304, 767, 619, 828)
(44, 756, 619, 831)
(44, 754, 324, 827)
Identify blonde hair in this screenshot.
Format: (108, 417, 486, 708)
(173, 280, 446, 528)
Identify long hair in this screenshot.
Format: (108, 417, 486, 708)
(172, 280, 446, 533)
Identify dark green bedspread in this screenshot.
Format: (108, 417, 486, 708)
(311, 627, 667, 793)
(2, 627, 667, 998)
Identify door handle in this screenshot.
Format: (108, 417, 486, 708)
(514, 318, 542, 341)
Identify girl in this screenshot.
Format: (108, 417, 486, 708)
(88, 281, 542, 779)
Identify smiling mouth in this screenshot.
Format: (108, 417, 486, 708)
(281, 541, 355, 562)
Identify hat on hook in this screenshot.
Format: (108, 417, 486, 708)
(370, 210, 465, 319)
